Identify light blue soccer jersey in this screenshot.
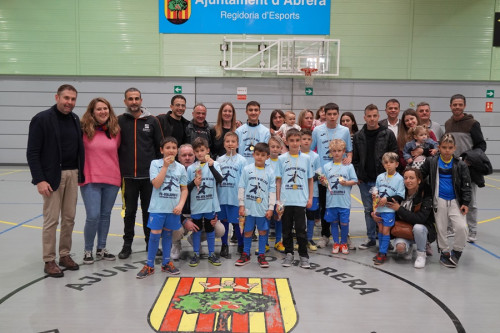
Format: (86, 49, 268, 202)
(217, 153, 247, 206)
(239, 164, 276, 217)
(268, 158, 279, 178)
(235, 123, 271, 164)
(311, 123, 352, 167)
(302, 150, 321, 197)
(187, 161, 222, 214)
(276, 152, 313, 207)
(322, 162, 358, 209)
(375, 172, 405, 213)
(148, 159, 187, 213)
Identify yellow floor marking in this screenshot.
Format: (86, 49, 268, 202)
(478, 215, 500, 224)
(275, 278, 297, 332)
(0, 220, 144, 238)
(0, 169, 27, 176)
(150, 277, 180, 330)
(177, 277, 206, 331)
(485, 176, 500, 182)
(350, 193, 363, 205)
(248, 277, 265, 333)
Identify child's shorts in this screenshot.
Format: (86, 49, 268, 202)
(191, 212, 216, 220)
(324, 207, 350, 224)
(218, 205, 239, 224)
(306, 197, 319, 212)
(243, 216, 269, 232)
(148, 213, 181, 231)
(377, 212, 395, 227)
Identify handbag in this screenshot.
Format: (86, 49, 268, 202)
(390, 200, 421, 240)
(391, 220, 414, 240)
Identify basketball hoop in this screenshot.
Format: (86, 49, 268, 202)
(301, 68, 318, 87)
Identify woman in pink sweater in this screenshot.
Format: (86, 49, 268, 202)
(80, 97, 121, 264)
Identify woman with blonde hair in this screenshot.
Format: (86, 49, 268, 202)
(210, 102, 237, 157)
(298, 108, 315, 130)
(80, 97, 121, 264)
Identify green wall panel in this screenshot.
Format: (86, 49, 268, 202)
(1, 0, 499, 80)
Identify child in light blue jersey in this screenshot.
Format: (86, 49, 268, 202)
(235, 101, 271, 164)
(267, 136, 284, 253)
(217, 132, 247, 258)
(186, 137, 224, 267)
(300, 129, 321, 251)
(235, 143, 276, 268)
(322, 139, 358, 255)
(276, 129, 314, 269)
(137, 137, 188, 279)
(372, 152, 405, 265)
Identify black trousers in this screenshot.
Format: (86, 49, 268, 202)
(318, 184, 331, 238)
(122, 178, 152, 246)
(282, 206, 308, 258)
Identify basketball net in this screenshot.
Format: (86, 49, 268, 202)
(301, 68, 318, 87)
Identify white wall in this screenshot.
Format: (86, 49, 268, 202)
(1, 76, 498, 168)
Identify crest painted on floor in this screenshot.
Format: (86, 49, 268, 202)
(149, 277, 297, 332)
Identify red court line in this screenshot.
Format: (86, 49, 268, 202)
(231, 277, 249, 332)
(160, 277, 194, 332)
(262, 278, 285, 333)
(195, 277, 220, 332)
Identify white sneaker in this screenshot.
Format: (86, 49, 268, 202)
(282, 253, 294, 267)
(414, 251, 426, 269)
(171, 241, 181, 260)
(299, 256, 310, 269)
(316, 236, 330, 248)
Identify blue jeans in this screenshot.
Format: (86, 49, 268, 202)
(81, 183, 120, 251)
(358, 181, 377, 241)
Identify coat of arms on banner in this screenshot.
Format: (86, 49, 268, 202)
(164, 0, 191, 25)
(149, 277, 298, 332)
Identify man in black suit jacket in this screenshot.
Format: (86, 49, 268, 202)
(27, 84, 85, 277)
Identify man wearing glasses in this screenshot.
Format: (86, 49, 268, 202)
(158, 95, 190, 146)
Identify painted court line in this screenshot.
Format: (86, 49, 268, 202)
(0, 214, 42, 235)
(470, 243, 500, 260)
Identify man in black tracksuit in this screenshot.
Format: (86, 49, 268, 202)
(117, 88, 163, 259)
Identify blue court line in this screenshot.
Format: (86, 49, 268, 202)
(470, 242, 500, 260)
(0, 214, 43, 235)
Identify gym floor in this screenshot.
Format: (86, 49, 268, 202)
(0, 166, 499, 333)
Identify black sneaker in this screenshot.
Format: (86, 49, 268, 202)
(189, 253, 200, 267)
(230, 233, 238, 244)
(220, 244, 229, 258)
(83, 251, 94, 264)
(359, 240, 376, 250)
(258, 254, 269, 268)
(440, 252, 456, 268)
(373, 253, 387, 265)
(208, 253, 222, 266)
(235, 252, 251, 266)
(450, 250, 462, 266)
(118, 246, 132, 259)
(96, 248, 116, 261)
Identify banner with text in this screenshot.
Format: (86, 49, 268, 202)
(159, 0, 331, 34)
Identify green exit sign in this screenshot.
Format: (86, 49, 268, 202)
(305, 87, 313, 96)
(486, 90, 494, 98)
(174, 86, 182, 94)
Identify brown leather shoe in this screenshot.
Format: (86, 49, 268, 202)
(44, 260, 64, 278)
(59, 255, 79, 271)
